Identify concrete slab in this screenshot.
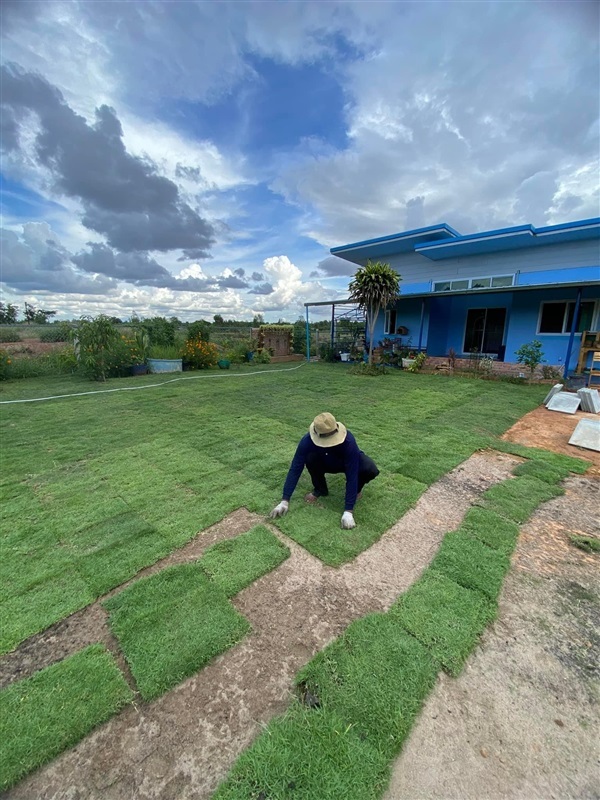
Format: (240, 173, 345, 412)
(546, 393, 581, 414)
(543, 384, 564, 406)
(577, 388, 600, 414)
(568, 418, 600, 452)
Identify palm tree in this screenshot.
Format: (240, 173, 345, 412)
(348, 261, 401, 365)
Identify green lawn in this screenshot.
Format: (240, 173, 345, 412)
(0, 364, 558, 653)
(0, 645, 132, 791)
(0, 364, 592, 793)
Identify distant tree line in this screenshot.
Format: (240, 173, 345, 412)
(0, 302, 59, 325)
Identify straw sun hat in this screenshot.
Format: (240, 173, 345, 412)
(309, 412, 347, 447)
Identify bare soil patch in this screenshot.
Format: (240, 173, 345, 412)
(502, 405, 600, 473)
(3, 337, 66, 357)
(3, 452, 517, 800)
(385, 472, 599, 800)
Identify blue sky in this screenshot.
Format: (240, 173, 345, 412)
(1, 0, 598, 321)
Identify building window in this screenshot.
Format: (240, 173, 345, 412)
(463, 308, 507, 355)
(538, 301, 595, 334)
(433, 275, 514, 292)
(384, 309, 397, 335)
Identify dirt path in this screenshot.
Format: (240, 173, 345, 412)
(3, 451, 518, 800)
(385, 478, 599, 800)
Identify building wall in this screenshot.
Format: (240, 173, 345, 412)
(384, 239, 599, 286)
(374, 285, 600, 372)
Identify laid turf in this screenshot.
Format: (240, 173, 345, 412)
(214, 704, 390, 800)
(479, 475, 564, 524)
(458, 506, 520, 555)
(0, 365, 564, 651)
(429, 529, 511, 601)
(512, 459, 572, 485)
(104, 564, 250, 700)
(0, 645, 132, 792)
(388, 571, 496, 676)
(199, 525, 290, 597)
(296, 613, 438, 759)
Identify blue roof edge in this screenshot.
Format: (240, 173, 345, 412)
(330, 223, 461, 254)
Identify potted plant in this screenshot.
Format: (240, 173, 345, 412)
(129, 324, 149, 375)
(401, 350, 417, 369)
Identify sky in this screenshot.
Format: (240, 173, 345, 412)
(1, 0, 598, 323)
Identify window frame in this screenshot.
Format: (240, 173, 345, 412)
(536, 300, 598, 335)
(384, 309, 397, 335)
(433, 274, 514, 293)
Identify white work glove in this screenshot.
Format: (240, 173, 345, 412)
(341, 511, 356, 529)
(269, 500, 289, 519)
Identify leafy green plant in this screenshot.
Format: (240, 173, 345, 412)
(405, 352, 427, 372)
(348, 261, 401, 365)
(0, 349, 12, 380)
(515, 339, 545, 377)
(148, 344, 182, 359)
(142, 316, 176, 347)
(73, 315, 121, 381)
(252, 349, 271, 364)
(187, 320, 211, 342)
(541, 364, 563, 380)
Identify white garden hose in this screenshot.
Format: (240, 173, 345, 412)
(0, 362, 306, 404)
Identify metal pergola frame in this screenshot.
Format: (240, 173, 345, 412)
(304, 299, 365, 361)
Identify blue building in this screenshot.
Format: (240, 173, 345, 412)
(328, 217, 600, 377)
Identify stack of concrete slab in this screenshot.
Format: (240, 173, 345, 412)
(568, 418, 600, 452)
(546, 392, 581, 414)
(543, 384, 563, 405)
(577, 388, 600, 414)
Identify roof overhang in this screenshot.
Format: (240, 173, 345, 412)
(330, 224, 461, 263)
(414, 218, 600, 260)
(304, 279, 600, 308)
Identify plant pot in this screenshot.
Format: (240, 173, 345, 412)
(340, 353, 350, 362)
(130, 364, 148, 376)
(217, 359, 231, 369)
(402, 358, 416, 369)
(147, 358, 183, 373)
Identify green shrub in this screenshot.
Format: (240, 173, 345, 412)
(142, 317, 176, 347)
(0, 349, 12, 380)
(0, 329, 20, 343)
(186, 320, 210, 342)
(252, 349, 271, 364)
(39, 323, 72, 343)
(224, 338, 255, 364)
(181, 338, 219, 369)
(73, 315, 122, 381)
(148, 344, 182, 360)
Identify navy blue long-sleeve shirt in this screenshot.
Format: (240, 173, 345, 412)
(282, 431, 361, 511)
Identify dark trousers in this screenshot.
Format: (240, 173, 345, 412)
(305, 451, 380, 496)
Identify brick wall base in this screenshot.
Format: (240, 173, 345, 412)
(425, 356, 563, 380)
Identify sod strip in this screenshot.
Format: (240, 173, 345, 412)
(198, 525, 290, 597)
(429, 529, 511, 601)
(511, 459, 573, 485)
(104, 564, 250, 701)
(0, 644, 132, 792)
(479, 475, 564, 524)
(458, 507, 520, 555)
(388, 571, 496, 677)
(213, 704, 390, 800)
(296, 613, 438, 760)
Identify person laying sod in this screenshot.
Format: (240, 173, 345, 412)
(269, 412, 380, 529)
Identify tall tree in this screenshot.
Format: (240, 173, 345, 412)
(0, 303, 19, 324)
(348, 261, 401, 365)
